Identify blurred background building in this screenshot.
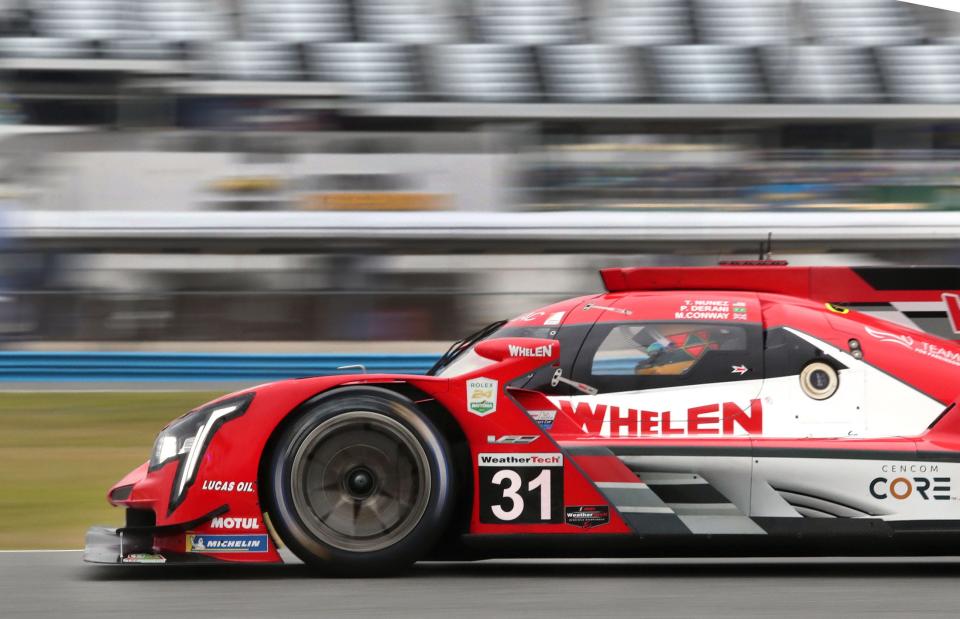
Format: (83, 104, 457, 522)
(0, 0, 959, 348)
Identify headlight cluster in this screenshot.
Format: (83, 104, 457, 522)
(150, 393, 254, 512)
(150, 412, 206, 470)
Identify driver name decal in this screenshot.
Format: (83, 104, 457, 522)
(674, 299, 749, 321)
(555, 399, 763, 437)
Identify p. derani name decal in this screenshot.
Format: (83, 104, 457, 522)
(555, 399, 763, 437)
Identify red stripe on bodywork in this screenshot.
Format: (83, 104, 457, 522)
(944, 293, 960, 334)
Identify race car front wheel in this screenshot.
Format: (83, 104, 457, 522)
(265, 387, 455, 575)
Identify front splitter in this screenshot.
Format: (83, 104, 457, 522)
(83, 526, 225, 565)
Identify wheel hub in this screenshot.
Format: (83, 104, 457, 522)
(345, 467, 376, 499)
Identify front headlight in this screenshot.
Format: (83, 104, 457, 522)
(150, 393, 254, 513)
(150, 412, 206, 470)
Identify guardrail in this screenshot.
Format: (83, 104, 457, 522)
(0, 352, 439, 382)
(14, 210, 960, 253)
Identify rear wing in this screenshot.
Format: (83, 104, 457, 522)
(600, 266, 960, 341)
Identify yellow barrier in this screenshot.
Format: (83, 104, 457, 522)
(301, 192, 449, 211)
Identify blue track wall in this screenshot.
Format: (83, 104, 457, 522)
(0, 352, 439, 381)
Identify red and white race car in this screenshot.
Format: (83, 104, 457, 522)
(86, 265, 960, 573)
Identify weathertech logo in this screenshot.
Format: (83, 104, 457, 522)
(478, 453, 562, 467)
(508, 344, 553, 358)
(565, 505, 610, 529)
(555, 399, 763, 437)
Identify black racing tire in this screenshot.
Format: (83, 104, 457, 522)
(265, 387, 455, 576)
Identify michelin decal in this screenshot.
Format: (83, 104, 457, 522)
(186, 534, 268, 553)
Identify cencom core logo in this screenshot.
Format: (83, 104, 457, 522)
(869, 476, 951, 500)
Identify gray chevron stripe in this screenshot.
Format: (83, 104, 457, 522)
(632, 469, 766, 536)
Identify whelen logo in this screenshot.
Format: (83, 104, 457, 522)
(555, 399, 762, 437)
(869, 476, 951, 501)
(508, 344, 553, 358)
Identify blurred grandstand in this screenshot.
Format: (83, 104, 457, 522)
(0, 0, 959, 347)
(0, 0, 958, 105)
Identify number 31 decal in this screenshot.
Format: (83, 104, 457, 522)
(478, 453, 564, 524)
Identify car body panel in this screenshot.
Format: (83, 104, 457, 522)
(90, 266, 960, 565)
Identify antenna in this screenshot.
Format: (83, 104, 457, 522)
(720, 234, 786, 266)
(760, 232, 773, 261)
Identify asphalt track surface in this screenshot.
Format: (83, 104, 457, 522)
(8, 552, 960, 618)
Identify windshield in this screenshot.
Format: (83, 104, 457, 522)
(432, 322, 560, 377)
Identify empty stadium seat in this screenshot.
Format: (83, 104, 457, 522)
(31, 0, 128, 41)
(593, 0, 692, 45)
(428, 44, 539, 102)
(805, 0, 924, 46)
(764, 46, 882, 102)
(1, 0, 956, 105)
(242, 0, 351, 43)
(310, 42, 420, 100)
(540, 44, 645, 102)
(357, 0, 461, 44)
(475, 0, 582, 45)
(197, 41, 301, 80)
(652, 45, 762, 103)
(695, 0, 793, 46)
(880, 45, 960, 103)
(136, 0, 233, 42)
